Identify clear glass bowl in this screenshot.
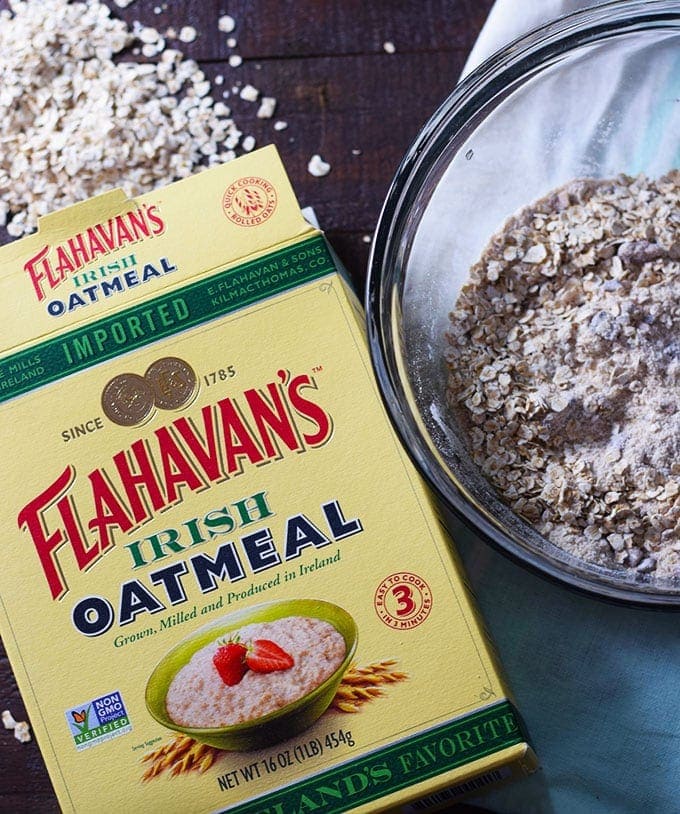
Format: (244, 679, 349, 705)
(367, 0, 680, 607)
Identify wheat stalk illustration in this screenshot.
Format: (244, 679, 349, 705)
(235, 187, 263, 216)
(141, 659, 408, 778)
(331, 660, 409, 713)
(141, 734, 218, 780)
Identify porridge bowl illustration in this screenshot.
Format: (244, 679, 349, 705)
(145, 599, 358, 751)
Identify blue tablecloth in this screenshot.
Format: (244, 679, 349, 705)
(450, 512, 680, 813)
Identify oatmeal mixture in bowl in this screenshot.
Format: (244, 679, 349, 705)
(445, 171, 680, 583)
(166, 616, 346, 729)
(146, 599, 358, 750)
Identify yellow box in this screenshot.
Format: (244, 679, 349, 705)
(0, 146, 536, 813)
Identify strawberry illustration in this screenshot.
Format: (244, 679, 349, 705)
(213, 638, 248, 686)
(245, 639, 294, 674)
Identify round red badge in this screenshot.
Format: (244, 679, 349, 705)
(222, 176, 277, 226)
(374, 572, 433, 629)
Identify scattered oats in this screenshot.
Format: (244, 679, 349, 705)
(218, 14, 236, 33)
(141, 40, 165, 58)
(178, 25, 197, 43)
(194, 80, 211, 97)
(113, 0, 135, 6)
(214, 74, 224, 85)
(446, 171, 680, 583)
(383, 41, 396, 54)
(273, 120, 288, 131)
(224, 130, 242, 149)
(154, 6, 162, 14)
(165, 25, 177, 39)
(227, 36, 237, 48)
(307, 154, 331, 177)
(229, 54, 243, 67)
(257, 96, 277, 119)
(351, 148, 362, 156)
(0, 0, 267, 237)
(242, 135, 256, 152)
(2, 710, 30, 743)
(239, 84, 259, 102)
(362, 235, 372, 244)
(139, 25, 160, 44)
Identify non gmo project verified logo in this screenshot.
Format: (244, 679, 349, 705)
(66, 690, 132, 752)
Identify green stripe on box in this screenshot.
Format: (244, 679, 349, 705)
(222, 700, 525, 814)
(0, 234, 334, 404)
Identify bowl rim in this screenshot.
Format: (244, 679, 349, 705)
(366, 0, 680, 609)
(145, 598, 359, 737)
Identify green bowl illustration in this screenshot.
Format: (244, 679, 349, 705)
(145, 598, 358, 751)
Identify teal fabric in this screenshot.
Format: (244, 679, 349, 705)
(447, 511, 680, 813)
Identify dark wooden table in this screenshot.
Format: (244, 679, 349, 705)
(0, 1, 494, 810)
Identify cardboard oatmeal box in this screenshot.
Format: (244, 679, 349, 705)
(0, 146, 536, 813)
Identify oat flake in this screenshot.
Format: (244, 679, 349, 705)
(307, 154, 331, 178)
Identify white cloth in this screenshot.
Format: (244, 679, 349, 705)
(462, 1, 596, 76)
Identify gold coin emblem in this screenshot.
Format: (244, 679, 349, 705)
(144, 357, 198, 411)
(101, 373, 155, 427)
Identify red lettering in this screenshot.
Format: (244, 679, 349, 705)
(23, 244, 51, 301)
(146, 204, 165, 235)
(155, 426, 203, 503)
(245, 383, 302, 457)
(287, 373, 333, 446)
(86, 226, 108, 260)
(59, 490, 102, 575)
(23, 206, 163, 297)
(127, 209, 151, 241)
(113, 440, 166, 523)
(114, 213, 135, 245)
(94, 219, 116, 251)
(218, 398, 265, 474)
(173, 409, 223, 482)
(53, 244, 76, 279)
(87, 469, 134, 551)
(17, 466, 74, 600)
(66, 232, 90, 270)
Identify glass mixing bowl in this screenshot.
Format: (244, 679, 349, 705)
(367, 0, 680, 607)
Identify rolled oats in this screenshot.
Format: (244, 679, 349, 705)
(0, 0, 282, 239)
(446, 172, 680, 582)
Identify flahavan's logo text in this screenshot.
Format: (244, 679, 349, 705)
(24, 204, 165, 301)
(17, 371, 333, 601)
